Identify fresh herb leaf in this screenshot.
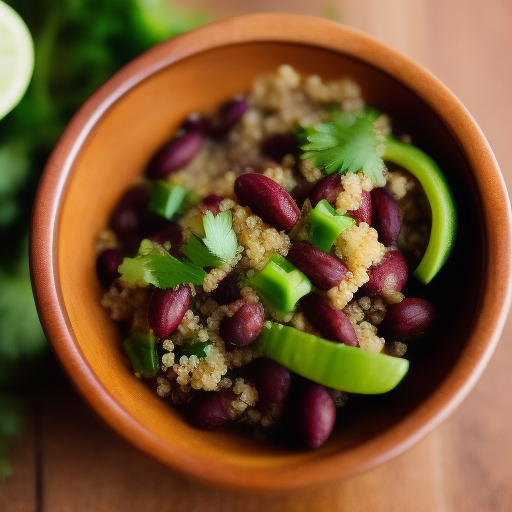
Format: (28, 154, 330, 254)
(202, 210, 238, 264)
(299, 109, 386, 187)
(118, 239, 206, 288)
(182, 235, 223, 268)
(0, 0, 209, 478)
(0, 270, 46, 362)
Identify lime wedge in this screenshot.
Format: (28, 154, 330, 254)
(0, 1, 34, 120)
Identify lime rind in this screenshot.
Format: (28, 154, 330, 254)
(0, 1, 34, 120)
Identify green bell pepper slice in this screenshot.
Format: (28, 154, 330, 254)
(248, 254, 312, 314)
(254, 322, 409, 394)
(383, 138, 456, 284)
(148, 180, 188, 220)
(123, 332, 159, 378)
(308, 199, 355, 253)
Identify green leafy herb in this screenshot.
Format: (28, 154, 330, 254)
(118, 239, 206, 288)
(182, 235, 223, 268)
(202, 211, 238, 264)
(0, 271, 46, 361)
(299, 109, 386, 186)
(0, 0, 209, 477)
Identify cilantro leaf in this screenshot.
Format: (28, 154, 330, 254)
(202, 211, 238, 264)
(299, 110, 386, 187)
(182, 235, 223, 268)
(118, 240, 206, 288)
(0, 270, 46, 362)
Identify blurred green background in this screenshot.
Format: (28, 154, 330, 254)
(0, 0, 209, 476)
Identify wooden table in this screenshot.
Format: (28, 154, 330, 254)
(2, 1, 512, 510)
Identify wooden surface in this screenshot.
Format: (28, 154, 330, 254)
(2, 0, 512, 510)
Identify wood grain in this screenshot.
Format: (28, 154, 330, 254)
(2, 0, 512, 510)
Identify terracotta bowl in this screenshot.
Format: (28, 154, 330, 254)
(30, 14, 511, 491)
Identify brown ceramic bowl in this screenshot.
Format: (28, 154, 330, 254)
(30, 14, 511, 491)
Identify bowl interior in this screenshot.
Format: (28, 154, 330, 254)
(55, 40, 484, 486)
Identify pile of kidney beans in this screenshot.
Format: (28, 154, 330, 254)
(96, 94, 434, 449)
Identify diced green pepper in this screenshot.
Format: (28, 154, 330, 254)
(254, 322, 409, 394)
(181, 341, 212, 358)
(307, 199, 355, 253)
(148, 180, 189, 220)
(248, 254, 312, 314)
(383, 138, 457, 284)
(123, 332, 159, 378)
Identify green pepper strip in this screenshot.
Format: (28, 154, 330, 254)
(383, 138, 457, 284)
(123, 332, 159, 378)
(254, 323, 409, 394)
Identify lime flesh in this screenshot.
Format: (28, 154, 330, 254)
(0, 1, 34, 120)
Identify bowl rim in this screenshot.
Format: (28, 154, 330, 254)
(30, 13, 512, 491)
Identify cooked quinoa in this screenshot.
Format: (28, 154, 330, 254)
(97, 65, 433, 447)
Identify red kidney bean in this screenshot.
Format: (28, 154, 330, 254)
(216, 96, 248, 135)
(187, 389, 236, 429)
(249, 358, 291, 408)
(371, 188, 401, 246)
(109, 207, 141, 250)
(380, 298, 435, 339)
(365, 250, 408, 295)
(146, 132, 203, 179)
(309, 174, 344, 207)
(96, 248, 124, 287)
(148, 224, 182, 245)
(219, 301, 264, 347)
(298, 383, 336, 449)
(183, 97, 247, 139)
(108, 185, 151, 251)
(182, 112, 214, 135)
(310, 177, 372, 225)
(286, 242, 348, 291)
(261, 132, 297, 163)
(109, 186, 148, 227)
(210, 272, 241, 306)
(300, 294, 359, 347)
(198, 194, 223, 215)
(349, 190, 372, 225)
(147, 285, 191, 339)
(234, 173, 300, 230)
(148, 224, 183, 259)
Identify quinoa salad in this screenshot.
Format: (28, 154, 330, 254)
(96, 65, 455, 449)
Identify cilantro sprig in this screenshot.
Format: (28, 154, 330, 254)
(118, 240, 206, 288)
(119, 211, 239, 288)
(181, 235, 223, 268)
(203, 211, 238, 263)
(298, 109, 386, 187)
(182, 210, 239, 267)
